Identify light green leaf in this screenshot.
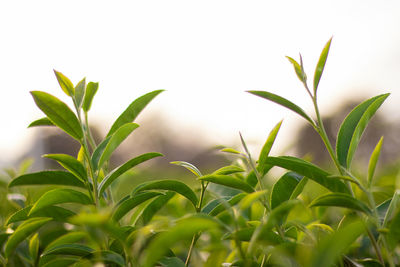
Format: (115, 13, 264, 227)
(8, 171, 86, 188)
(99, 152, 163, 196)
(257, 120, 282, 176)
(271, 172, 304, 209)
(82, 82, 99, 112)
(112, 192, 163, 222)
(132, 180, 198, 209)
(336, 94, 389, 168)
(45, 232, 88, 251)
(220, 148, 242, 154)
(213, 165, 245, 175)
(247, 90, 314, 125)
(74, 78, 86, 108)
(97, 123, 139, 170)
(91, 135, 111, 170)
(29, 233, 39, 263)
(368, 137, 384, 187)
(199, 175, 254, 193)
(5, 217, 52, 258)
(6, 205, 75, 224)
(83, 250, 125, 266)
(43, 154, 87, 182)
(42, 243, 94, 256)
(54, 70, 74, 96)
(313, 38, 332, 95)
(107, 90, 164, 137)
(30, 91, 83, 140)
(310, 193, 372, 215)
(286, 56, 307, 84)
(264, 156, 349, 194)
(170, 161, 202, 177)
(239, 190, 268, 210)
(29, 188, 92, 215)
(28, 117, 55, 127)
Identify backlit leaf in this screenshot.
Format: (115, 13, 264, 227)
(208, 193, 246, 217)
(239, 190, 268, 210)
(287, 56, 307, 84)
(29, 233, 39, 263)
(310, 193, 372, 215)
(170, 161, 203, 177)
(368, 137, 383, 187)
(28, 117, 54, 127)
(313, 38, 332, 95)
(8, 171, 85, 188)
(199, 175, 254, 193)
(74, 78, 86, 108)
(43, 154, 87, 182)
(213, 165, 245, 175)
(54, 70, 74, 96)
(257, 120, 282, 176)
(82, 82, 99, 112)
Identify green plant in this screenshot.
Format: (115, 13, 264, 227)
(1, 39, 399, 267)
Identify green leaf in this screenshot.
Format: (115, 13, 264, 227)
(40, 257, 78, 267)
(220, 148, 242, 154)
(133, 180, 198, 209)
(28, 117, 55, 127)
(112, 192, 163, 222)
(199, 175, 254, 193)
(382, 191, 400, 227)
(43, 154, 87, 182)
(142, 214, 220, 267)
(82, 82, 99, 112)
(8, 171, 86, 188)
(97, 123, 139, 170)
(91, 135, 112, 170)
(6, 205, 75, 224)
(42, 243, 94, 256)
(170, 161, 203, 177)
(45, 232, 88, 251)
(239, 190, 268, 210)
(5, 217, 52, 258)
(264, 156, 349, 194)
(29, 188, 92, 215)
(224, 227, 282, 244)
(368, 137, 384, 187)
(270, 172, 304, 209)
(310, 193, 372, 215)
(159, 256, 186, 267)
(265, 199, 300, 229)
(310, 220, 365, 267)
(388, 210, 400, 248)
(208, 193, 247, 216)
(336, 94, 389, 168)
(83, 250, 125, 266)
(30, 91, 83, 140)
(54, 70, 74, 96)
(257, 120, 282, 176)
(286, 56, 307, 84)
(107, 90, 164, 137)
(141, 192, 176, 225)
(29, 233, 39, 263)
(213, 165, 245, 175)
(99, 152, 163, 196)
(247, 90, 314, 125)
(313, 38, 332, 95)
(74, 78, 86, 108)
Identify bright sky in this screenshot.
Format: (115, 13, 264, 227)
(1, 1, 400, 165)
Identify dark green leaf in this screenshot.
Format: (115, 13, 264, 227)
(30, 91, 83, 140)
(368, 137, 383, 187)
(107, 90, 164, 137)
(5, 217, 52, 258)
(286, 56, 307, 84)
(271, 172, 304, 209)
(112, 192, 163, 222)
(99, 152, 163, 196)
(29, 188, 92, 215)
(199, 175, 254, 193)
(313, 38, 332, 95)
(6, 205, 75, 224)
(83, 250, 125, 266)
(43, 154, 87, 182)
(28, 117, 55, 127)
(336, 94, 389, 168)
(264, 156, 349, 194)
(82, 82, 99, 112)
(170, 161, 202, 177)
(159, 256, 186, 267)
(74, 78, 86, 108)
(132, 180, 198, 209)
(54, 70, 74, 96)
(8, 171, 85, 188)
(257, 120, 282, 176)
(91, 135, 112, 170)
(247, 90, 314, 125)
(213, 165, 245, 175)
(310, 193, 372, 214)
(40, 257, 78, 267)
(42, 243, 94, 256)
(141, 192, 176, 225)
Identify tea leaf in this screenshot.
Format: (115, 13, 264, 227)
(286, 56, 307, 84)
(170, 161, 202, 177)
(336, 94, 389, 168)
(107, 90, 164, 137)
(6, 205, 75, 224)
(199, 175, 254, 193)
(132, 180, 198, 209)
(265, 199, 300, 230)
(247, 90, 314, 125)
(257, 120, 282, 176)
(98, 152, 163, 196)
(83, 251, 125, 266)
(368, 137, 383, 187)
(97, 123, 139, 170)
(5, 217, 52, 258)
(40, 257, 78, 267)
(264, 156, 349, 193)
(82, 82, 99, 112)
(313, 38, 332, 95)
(54, 70, 74, 96)
(220, 148, 242, 154)
(29, 188, 92, 215)
(91, 135, 112, 169)
(112, 192, 163, 222)
(43, 154, 87, 182)
(74, 78, 86, 108)
(213, 165, 245, 175)
(208, 193, 246, 216)
(42, 243, 94, 256)
(29, 233, 39, 263)
(382, 191, 400, 227)
(310, 193, 372, 215)
(30, 91, 83, 140)
(45, 232, 88, 251)
(8, 171, 86, 188)
(28, 117, 55, 127)
(388, 210, 400, 248)
(271, 172, 304, 209)
(239, 190, 268, 210)
(141, 192, 176, 224)
(159, 256, 186, 267)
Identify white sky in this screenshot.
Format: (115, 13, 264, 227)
(1, 0, 400, 165)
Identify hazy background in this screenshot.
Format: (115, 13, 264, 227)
(1, 0, 400, 168)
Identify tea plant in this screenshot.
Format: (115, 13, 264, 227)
(1, 39, 399, 267)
